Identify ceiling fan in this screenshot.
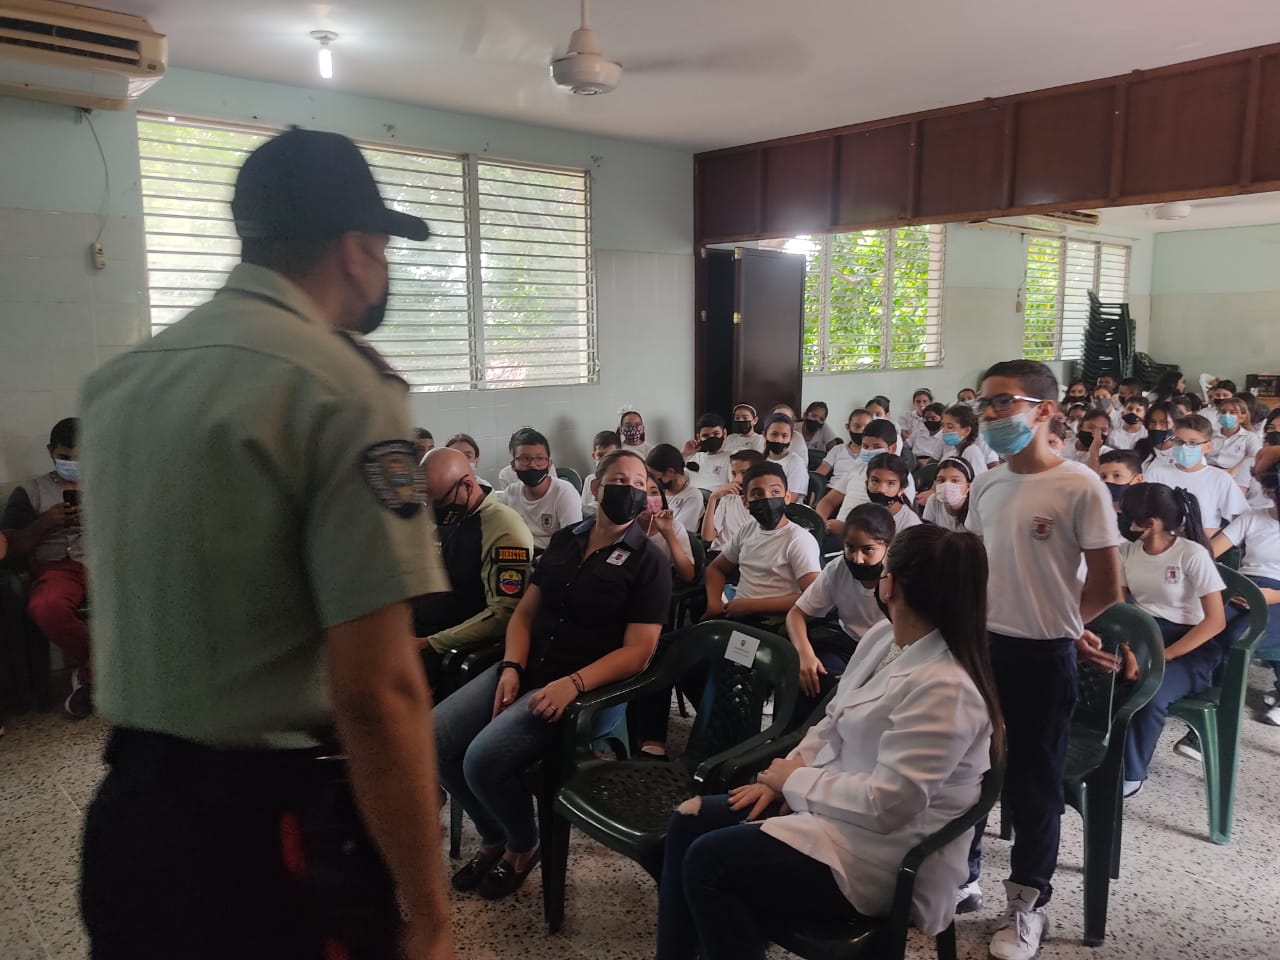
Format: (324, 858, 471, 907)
(549, 0, 806, 96)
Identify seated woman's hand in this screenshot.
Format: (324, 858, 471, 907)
(756, 756, 804, 793)
(527, 676, 579, 723)
(491, 669, 521, 718)
(797, 648, 827, 698)
(728, 782, 782, 821)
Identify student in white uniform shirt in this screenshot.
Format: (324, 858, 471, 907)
(799, 401, 841, 453)
(618, 408, 652, 459)
(723, 403, 765, 455)
(899, 388, 934, 443)
(654, 523, 1001, 960)
(1068, 408, 1113, 470)
(1245, 413, 1280, 507)
(1208, 397, 1261, 491)
(854, 453, 922, 537)
(865, 394, 892, 425)
(681, 413, 733, 492)
(1108, 396, 1149, 451)
(784, 503, 895, 718)
(768, 403, 811, 460)
(816, 409, 871, 489)
(816, 419, 916, 528)
(908, 402, 947, 465)
(965, 360, 1123, 960)
(1211, 463, 1280, 723)
(1098, 450, 1144, 510)
(635, 474, 697, 585)
(1142, 414, 1248, 537)
(1139, 402, 1177, 469)
(1091, 385, 1123, 432)
(498, 427, 583, 551)
(1115, 483, 1225, 797)
(633, 461, 821, 759)
(580, 430, 621, 517)
(702, 450, 764, 555)
(940, 404, 990, 478)
(761, 414, 811, 500)
(922, 457, 974, 532)
(646, 443, 705, 534)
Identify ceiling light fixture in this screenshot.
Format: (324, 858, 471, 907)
(310, 30, 337, 80)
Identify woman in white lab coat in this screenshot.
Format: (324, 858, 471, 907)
(654, 524, 1003, 960)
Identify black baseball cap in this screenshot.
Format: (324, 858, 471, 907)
(232, 127, 430, 242)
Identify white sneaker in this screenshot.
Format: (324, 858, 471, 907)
(1263, 686, 1280, 708)
(989, 880, 1048, 960)
(1262, 704, 1280, 727)
(955, 880, 983, 914)
(1173, 731, 1202, 763)
(1122, 779, 1143, 799)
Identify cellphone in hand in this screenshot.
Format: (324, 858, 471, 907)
(63, 490, 79, 508)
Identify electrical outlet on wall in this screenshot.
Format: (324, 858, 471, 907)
(90, 243, 106, 270)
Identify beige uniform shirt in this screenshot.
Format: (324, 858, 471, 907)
(80, 264, 448, 748)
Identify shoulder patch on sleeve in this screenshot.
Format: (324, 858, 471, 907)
(496, 565, 527, 597)
(362, 440, 426, 518)
(493, 545, 532, 564)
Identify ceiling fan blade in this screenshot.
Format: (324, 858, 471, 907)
(624, 35, 808, 76)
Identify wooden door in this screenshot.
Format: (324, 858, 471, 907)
(732, 248, 806, 418)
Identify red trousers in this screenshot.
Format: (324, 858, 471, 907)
(29, 559, 91, 678)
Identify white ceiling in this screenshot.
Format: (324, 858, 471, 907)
(1099, 193, 1280, 232)
(107, 0, 1280, 150)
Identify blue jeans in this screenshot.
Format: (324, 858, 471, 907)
(656, 795, 858, 960)
(1123, 617, 1222, 782)
(1240, 575, 1280, 683)
(433, 663, 622, 853)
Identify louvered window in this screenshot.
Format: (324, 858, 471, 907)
(1022, 236, 1130, 362)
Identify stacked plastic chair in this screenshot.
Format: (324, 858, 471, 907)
(1080, 290, 1134, 388)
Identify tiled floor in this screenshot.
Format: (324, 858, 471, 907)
(3, 669, 1279, 960)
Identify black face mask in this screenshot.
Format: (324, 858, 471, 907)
(1068, 393, 1087, 402)
(765, 440, 788, 456)
(867, 490, 896, 506)
(924, 420, 942, 435)
(1076, 430, 1094, 448)
(1117, 513, 1143, 542)
(359, 288, 390, 335)
(700, 436, 725, 453)
(803, 417, 823, 434)
(1122, 413, 1143, 425)
(516, 467, 549, 487)
(849, 431, 864, 446)
(748, 497, 787, 530)
(1148, 428, 1172, 446)
(431, 478, 471, 527)
(1104, 481, 1130, 504)
(1267, 431, 1280, 447)
(846, 558, 883, 582)
(730, 420, 752, 435)
(599, 484, 647, 525)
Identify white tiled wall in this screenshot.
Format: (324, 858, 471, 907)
(407, 249, 696, 482)
(0, 208, 148, 484)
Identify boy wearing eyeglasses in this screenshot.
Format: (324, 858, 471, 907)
(1141, 414, 1248, 538)
(963, 360, 1123, 960)
(498, 427, 583, 551)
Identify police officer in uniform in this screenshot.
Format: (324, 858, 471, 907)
(416, 448, 533, 686)
(78, 128, 455, 960)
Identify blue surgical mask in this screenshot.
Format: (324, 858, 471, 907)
(1218, 413, 1238, 431)
(941, 431, 961, 447)
(981, 410, 1038, 457)
(859, 447, 880, 464)
(53, 459, 79, 483)
(1172, 443, 1203, 468)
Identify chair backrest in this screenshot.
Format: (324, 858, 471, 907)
(687, 534, 707, 583)
(664, 620, 800, 768)
(807, 447, 826, 471)
(1218, 545, 1243, 571)
(557, 467, 584, 493)
(913, 462, 940, 493)
(700, 486, 711, 509)
(783, 502, 824, 548)
(1215, 565, 1270, 702)
(807, 471, 828, 506)
(1087, 603, 1165, 733)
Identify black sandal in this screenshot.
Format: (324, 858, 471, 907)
(451, 846, 504, 892)
(478, 848, 541, 900)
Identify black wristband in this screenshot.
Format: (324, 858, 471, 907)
(499, 660, 524, 679)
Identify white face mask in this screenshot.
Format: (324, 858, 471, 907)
(936, 481, 968, 507)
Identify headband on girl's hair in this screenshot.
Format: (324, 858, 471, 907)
(937, 456, 974, 483)
(734, 403, 757, 418)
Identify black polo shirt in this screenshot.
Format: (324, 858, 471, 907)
(524, 517, 671, 690)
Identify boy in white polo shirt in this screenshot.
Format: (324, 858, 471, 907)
(702, 449, 763, 555)
(965, 360, 1123, 960)
(682, 413, 734, 492)
(498, 427, 583, 551)
(1142, 414, 1248, 538)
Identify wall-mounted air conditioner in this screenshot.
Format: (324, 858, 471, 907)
(0, 0, 166, 110)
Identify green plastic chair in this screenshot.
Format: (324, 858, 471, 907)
(1217, 545, 1243, 571)
(769, 761, 1005, 960)
(785, 502, 826, 549)
(913, 462, 941, 495)
(669, 535, 708, 628)
(808, 470, 829, 507)
(1001, 603, 1162, 946)
(551, 621, 799, 904)
(1168, 566, 1269, 844)
(556, 466, 584, 493)
(808, 447, 827, 471)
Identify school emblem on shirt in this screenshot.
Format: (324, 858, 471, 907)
(362, 441, 426, 518)
(1165, 566, 1181, 585)
(1031, 516, 1055, 540)
(606, 548, 630, 566)
(539, 513, 554, 530)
